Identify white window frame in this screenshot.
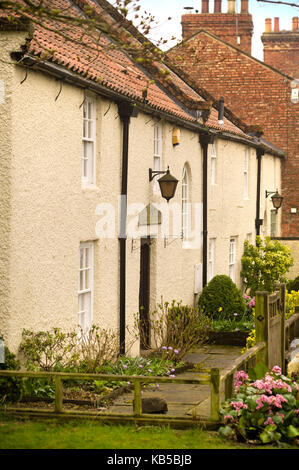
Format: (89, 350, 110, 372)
(211, 142, 217, 185)
(244, 148, 249, 199)
(270, 209, 277, 237)
(78, 242, 94, 333)
(153, 122, 162, 193)
(182, 165, 190, 241)
(208, 238, 216, 282)
(82, 95, 96, 186)
(229, 237, 236, 282)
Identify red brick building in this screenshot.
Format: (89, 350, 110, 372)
(169, 0, 299, 240)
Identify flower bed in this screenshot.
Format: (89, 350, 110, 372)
(219, 366, 299, 445)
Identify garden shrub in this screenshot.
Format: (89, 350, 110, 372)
(133, 300, 210, 361)
(0, 336, 23, 404)
(198, 275, 246, 321)
(286, 290, 299, 321)
(219, 366, 299, 445)
(241, 236, 293, 296)
(19, 326, 119, 374)
(20, 328, 79, 372)
(74, 325, 119, 373)
(287, 276, 299, 293)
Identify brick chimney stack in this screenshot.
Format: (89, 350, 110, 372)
(262, 17, 299, 77)
(181, 0, 253, 54)
(202, 0, 209, 13)
(214, 0, 221, 13)
(293, 17, 299, 31)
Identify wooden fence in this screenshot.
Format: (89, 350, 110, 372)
(0, 368, 220, 428)
(0, 285, 298, 426)
(222, 284, 299, 402)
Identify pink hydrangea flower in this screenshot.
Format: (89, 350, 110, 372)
(224, 415, 233, 421)
(256, 393, 288, 410)
(230, 401, 248, 411)
(264, 417, 275, 426)
(234, 370, 249, 391)
(272, 366, 282, 375)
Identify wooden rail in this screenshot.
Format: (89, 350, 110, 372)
(220, 342, 266, 400)
(0, 368, 221, 426)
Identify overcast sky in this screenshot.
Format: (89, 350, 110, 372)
(108, 0, 299, 60)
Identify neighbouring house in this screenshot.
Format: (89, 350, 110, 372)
(0, 0, 284, 356)
(167, 0, 299, 278)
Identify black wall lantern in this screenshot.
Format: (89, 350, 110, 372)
(265, 190, 283, 211)
(149, 166, 178, 202)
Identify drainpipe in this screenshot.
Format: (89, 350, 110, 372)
(255, 147, 265, 239)
(199, 132, 213, 288)
(117, 102, 138, 355)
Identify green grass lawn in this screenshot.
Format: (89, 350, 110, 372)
(0, 414, 294, 450)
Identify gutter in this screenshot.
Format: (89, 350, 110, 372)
(11, 53, 284, 157)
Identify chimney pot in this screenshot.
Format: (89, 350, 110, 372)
(265, 18, 272, 32)
(292, 17, 299, 31)
(214, 0, 222, 13)
(241, 0, 249, 13)
(227, 0, 235, 13)
(274, 17, 280, 32)
(202, 0, 209, 13)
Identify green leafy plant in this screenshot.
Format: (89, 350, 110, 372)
(19, 328, 79, 372)
(101, 356, 181, 377)
(219, 366, 299, 445)
(287, 276, 299, 293)
(211, 318, 253, 332)
(133, 300, 210, 361)
(241, 236, 293, 296)
(286, 290, 299, 320)
(198, 275, 246, 321)
(19, 325, 120, 374)
(23, 378, 55, 399)
(0, 336, 23, 404)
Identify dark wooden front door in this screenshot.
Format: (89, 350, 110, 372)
(139, 238, 151, 349)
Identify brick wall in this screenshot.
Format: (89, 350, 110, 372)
(262, 32, 299, 78)
(168, 31, 299, 237)
(181, 13, 254, 54)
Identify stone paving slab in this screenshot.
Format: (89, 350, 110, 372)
(107, 345, 243, 418)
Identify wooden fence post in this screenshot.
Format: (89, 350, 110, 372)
(255, 291, 269, 368)
(133, 380, 142, 416)
(280, 283, 286, 374)
(224, 373, 234, 401)
(210, 368, 220, 421)
(54, 376, 63, 413)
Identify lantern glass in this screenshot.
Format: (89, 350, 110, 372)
(271, 192, 283, 210)
(158, 172, 178, 202)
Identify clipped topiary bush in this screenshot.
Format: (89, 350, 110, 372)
(0, 335, 23, 404)
(198, 275, 246, 320)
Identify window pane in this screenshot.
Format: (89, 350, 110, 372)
(78, 243, 93, 331)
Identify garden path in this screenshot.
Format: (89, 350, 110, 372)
(107, 345, 242, 418)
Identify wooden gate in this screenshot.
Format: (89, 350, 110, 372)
(255, 284, 286, 371)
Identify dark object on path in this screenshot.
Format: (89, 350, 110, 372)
(141, 397, 168, 414)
